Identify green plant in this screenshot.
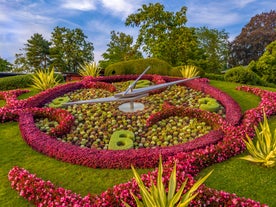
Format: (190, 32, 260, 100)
(78, 62, 101, 77)
(240, 111, 276, 167)
(123, 156, 212, 207)
(104, 58, 172, 76)
(198, 97, 220, 112)
(0, 74, 33, 90)
(108, 130, 135, 150)
(224, 66, 266, 86)
(179, 65, 199, 78)
(31, 68, 60, 91)
(48, 96, 70, 108)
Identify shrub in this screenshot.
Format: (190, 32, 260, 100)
(255, 40, 276, 84)
(124, 156, 212, 207)
(31, 68, 61, 91)
(203, 73, 224, 81)
(198, 97, 220, 112)
(0, 74, 33, 90)
(179, 65, 199, 78)
(240, 110, 276, 167)
(104, 58, 172, 76)
(78, 62, 101, 77)
(224, 66, 265, 86)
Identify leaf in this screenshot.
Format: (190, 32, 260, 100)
(167, 162, 177, 202)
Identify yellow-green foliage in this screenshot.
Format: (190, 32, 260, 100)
(104, 58, 172, 76)
(240, 111, 276, 167)
(108, 130, 135, 150)
(48, 96, 70, 108)
(198, 97, 220, 112)
(31, 68, 60, 91)
(179, 65, 199, 78)
(123, 156, 212, 207)
(79, 62, 101, 77)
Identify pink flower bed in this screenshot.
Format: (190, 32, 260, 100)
(12, 75, 240, 168)
(2, 75, 275, 206)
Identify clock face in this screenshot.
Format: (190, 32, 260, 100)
(36, 79, 225, 150)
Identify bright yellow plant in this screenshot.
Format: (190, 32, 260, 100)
(31, 68, 60, 91)
(78, 62, 101, 77)
(179, 65, 199, 78)
(240, 111, 276, 167)
(123, 156, 213, 207)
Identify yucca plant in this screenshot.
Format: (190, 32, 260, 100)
(31, 68, 60, 91)
(240, 110, 276, 167)
(78, 62, 101, 77)
(179, 65, 199, 78)
(123, 156, 212, 207)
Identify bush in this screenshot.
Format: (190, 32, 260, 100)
(104, 58, 172, 76)
(179, 65, 200, 78)
(0, 73, 64, 91)
(255, 40, 276, 84)
(0, 74, 33, 90)
(224, 66, 266, 86)
(203, 73, 225, 81)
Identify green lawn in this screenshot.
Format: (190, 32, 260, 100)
(0, 81, 276, 206)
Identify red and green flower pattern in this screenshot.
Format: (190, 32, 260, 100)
(2, 75, 275, 206)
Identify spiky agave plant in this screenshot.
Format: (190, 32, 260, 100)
(31, 67, 60, 91)
(78, 62, 101, 77)
(240, 110, 276, 167)
(179, 65, 199, 78)
(123, 156, 213, 207)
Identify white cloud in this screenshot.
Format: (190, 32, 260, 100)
(233, 0, 256, 8)
(101, 0, 141, 18)
(61, 0, 97, 11)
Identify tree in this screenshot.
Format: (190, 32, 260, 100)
(99, 31, 142, 69)
(13, 51, 30, 72)
(254, 40, 276, 83)
(229, 10, 276, 67)
(24, 33, 51, 70)
(195, 27, 229, 73)
(0, 57, 12, 72)
(125, 3, 202, 66)
(50, 27, 94, 72)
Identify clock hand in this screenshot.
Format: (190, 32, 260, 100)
(114, 76, 199, 98)
(122, 66, 151, 96)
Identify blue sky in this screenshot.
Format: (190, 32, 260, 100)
(0, 0, 275, 63)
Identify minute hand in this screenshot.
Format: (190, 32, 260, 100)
(115, 76, 199, 98)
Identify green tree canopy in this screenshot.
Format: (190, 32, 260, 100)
(229, 10, 276, 67)
(0, 57, 12, 72)
(125, 3, 202, 66)
(195, 27, 229, 73)
(50, 26, 94, 72)
(254, 40, 276, 83)
(25, 33, 51, 70)
(99, 31, 142, 69)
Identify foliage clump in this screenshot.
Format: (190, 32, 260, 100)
(31, 68, 60, 91)
(179, 65, 199, 78)
(123, 156, 212, 207)
(224, 66, 265, 86)
(104, 58, 172, 76)
(78, 62, 101, 77)
(241, 111, 276, 167)
(0, 74, 33, 90)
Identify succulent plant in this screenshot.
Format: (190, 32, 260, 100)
(35, 81, 225, 150)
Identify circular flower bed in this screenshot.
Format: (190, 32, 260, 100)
(3, 75, 275, 206)
(2, 75, 242, 168)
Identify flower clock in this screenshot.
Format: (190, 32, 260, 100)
(1, 74, 275, 206)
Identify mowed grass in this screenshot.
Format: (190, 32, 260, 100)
(200, 80, 276, 206)
(0, 81, 276, 206)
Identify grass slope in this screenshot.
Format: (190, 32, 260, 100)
(0, 81, 276, 206)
